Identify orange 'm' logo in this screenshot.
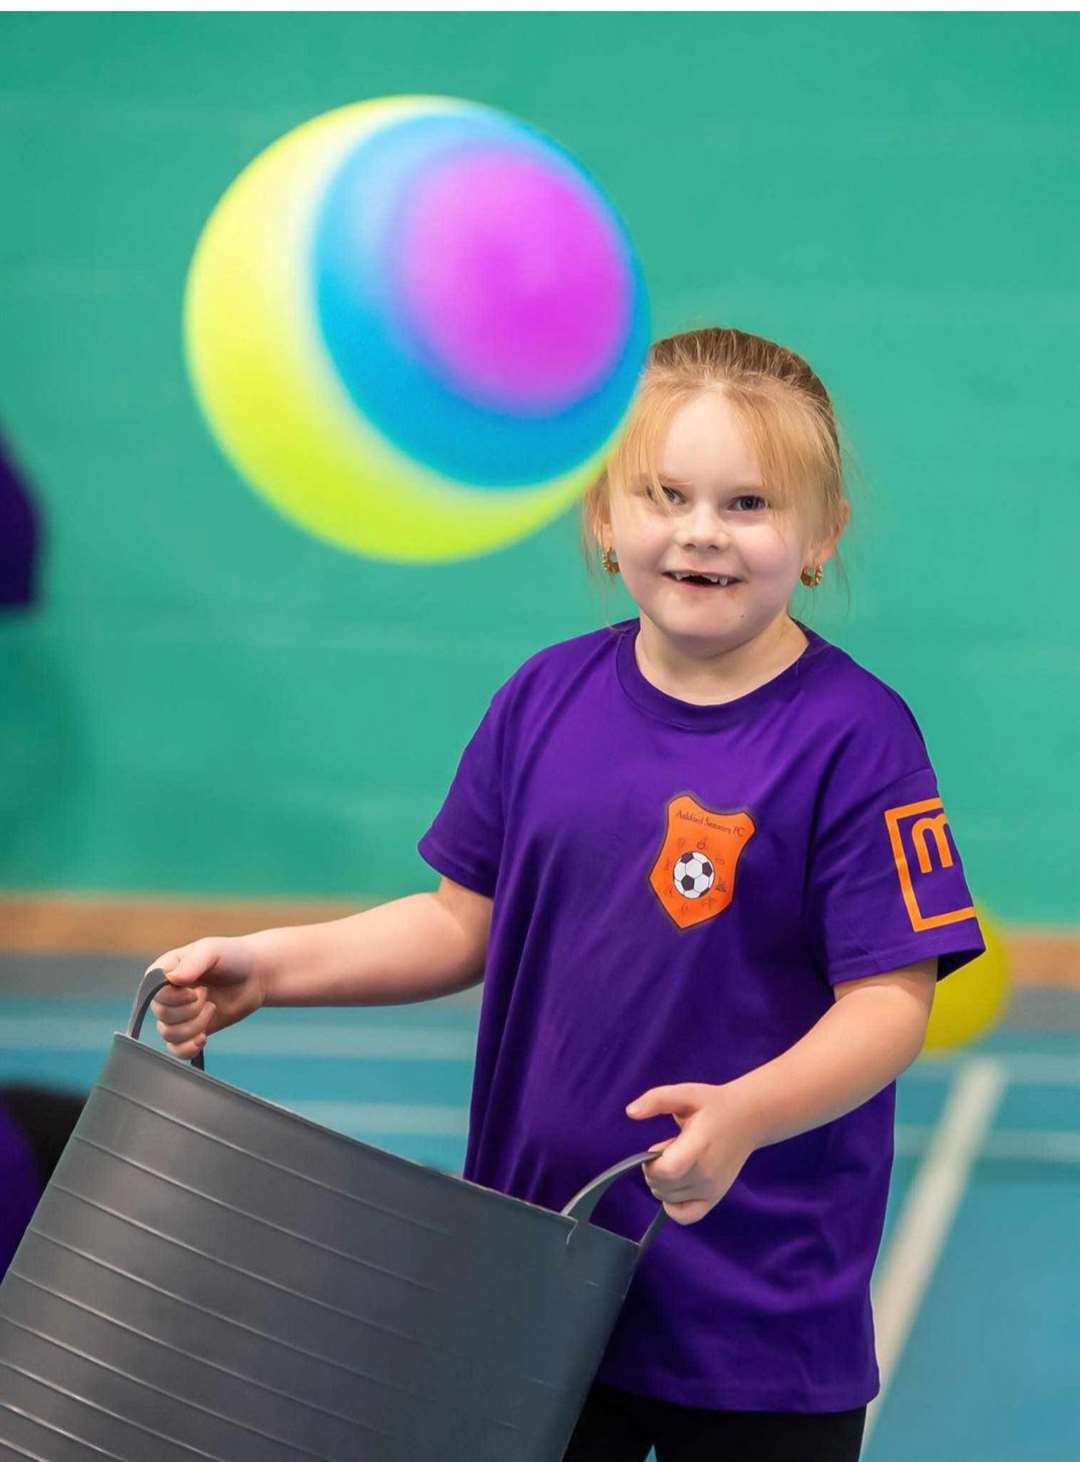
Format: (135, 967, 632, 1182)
(649, 793, 756, 930)
(884, 796, 977, 932)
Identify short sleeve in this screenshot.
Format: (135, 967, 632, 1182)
(805, 762, 986, 986)
(417, 691, 506, 899)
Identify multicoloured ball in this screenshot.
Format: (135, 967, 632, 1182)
(183, 96, 650, 563)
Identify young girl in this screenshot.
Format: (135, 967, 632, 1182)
(151, 327, 985, 1462)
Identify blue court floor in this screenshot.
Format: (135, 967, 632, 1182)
(1, 975, 1077, 1461)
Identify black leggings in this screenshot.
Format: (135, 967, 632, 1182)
(563, 1381, 866, 1462)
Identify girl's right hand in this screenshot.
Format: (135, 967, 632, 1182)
(147, 936, 266, 1061)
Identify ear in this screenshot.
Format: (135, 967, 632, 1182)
(811, 500, 850, 568)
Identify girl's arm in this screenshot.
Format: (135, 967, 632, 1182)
(727, 957, 937, 1146)
(626, 957, 939, 1224)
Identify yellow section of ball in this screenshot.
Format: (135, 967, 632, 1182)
(183, 96, 626, 565)
(922, 906, 1011, 1052)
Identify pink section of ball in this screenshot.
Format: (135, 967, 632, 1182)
(395, 149, 632, 413)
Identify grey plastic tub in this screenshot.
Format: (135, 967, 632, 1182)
(0, 969, 667, 1460)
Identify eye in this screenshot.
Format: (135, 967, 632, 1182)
(658, 487, 767, 510)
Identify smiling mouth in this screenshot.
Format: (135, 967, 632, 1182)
(663, 572, 742, 588)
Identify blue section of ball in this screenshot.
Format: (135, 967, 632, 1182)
(312, 109, 650, 489)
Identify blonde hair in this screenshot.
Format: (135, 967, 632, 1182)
(579, 327, 856, 610)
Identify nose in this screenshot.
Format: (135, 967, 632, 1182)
(676, 502, 730, 552)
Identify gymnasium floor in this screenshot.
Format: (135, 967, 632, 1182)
(1, 955, 1077, 1461)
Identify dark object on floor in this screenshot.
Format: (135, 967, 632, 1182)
(0, 1084, 86, 1276)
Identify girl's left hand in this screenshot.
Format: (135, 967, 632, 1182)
(625, 1082, 759, 1225)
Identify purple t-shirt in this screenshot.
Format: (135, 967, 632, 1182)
(418, 616, 985, 1413)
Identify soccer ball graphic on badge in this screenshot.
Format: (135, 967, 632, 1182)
(674, 851, 715, 899)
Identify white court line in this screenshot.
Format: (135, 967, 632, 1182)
(906, 1053, 1080, 1088)
(864, 1057, 1008, 1450)
(1, 1020, 1078, 1086)
(0, 1020, 477, 1061)
(894, 1124, 1080, 1165)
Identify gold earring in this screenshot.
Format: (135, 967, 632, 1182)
(601, 547, 620, 575)
(800, 564, 823, 588)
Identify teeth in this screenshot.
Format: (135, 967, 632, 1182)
(671, 572, 733, 584)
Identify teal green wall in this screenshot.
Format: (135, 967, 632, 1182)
(2, 14, 1076, 922)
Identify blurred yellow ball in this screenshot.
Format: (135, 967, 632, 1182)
(923, 905, 1011, 1052)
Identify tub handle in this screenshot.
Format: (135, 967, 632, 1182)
(128, 969, 206, 1072)
(561, 1152, 668, 1256)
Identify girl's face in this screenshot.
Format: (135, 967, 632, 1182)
(601, 392, 832, 661)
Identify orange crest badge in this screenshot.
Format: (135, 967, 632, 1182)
(649, 794, 757, 929)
